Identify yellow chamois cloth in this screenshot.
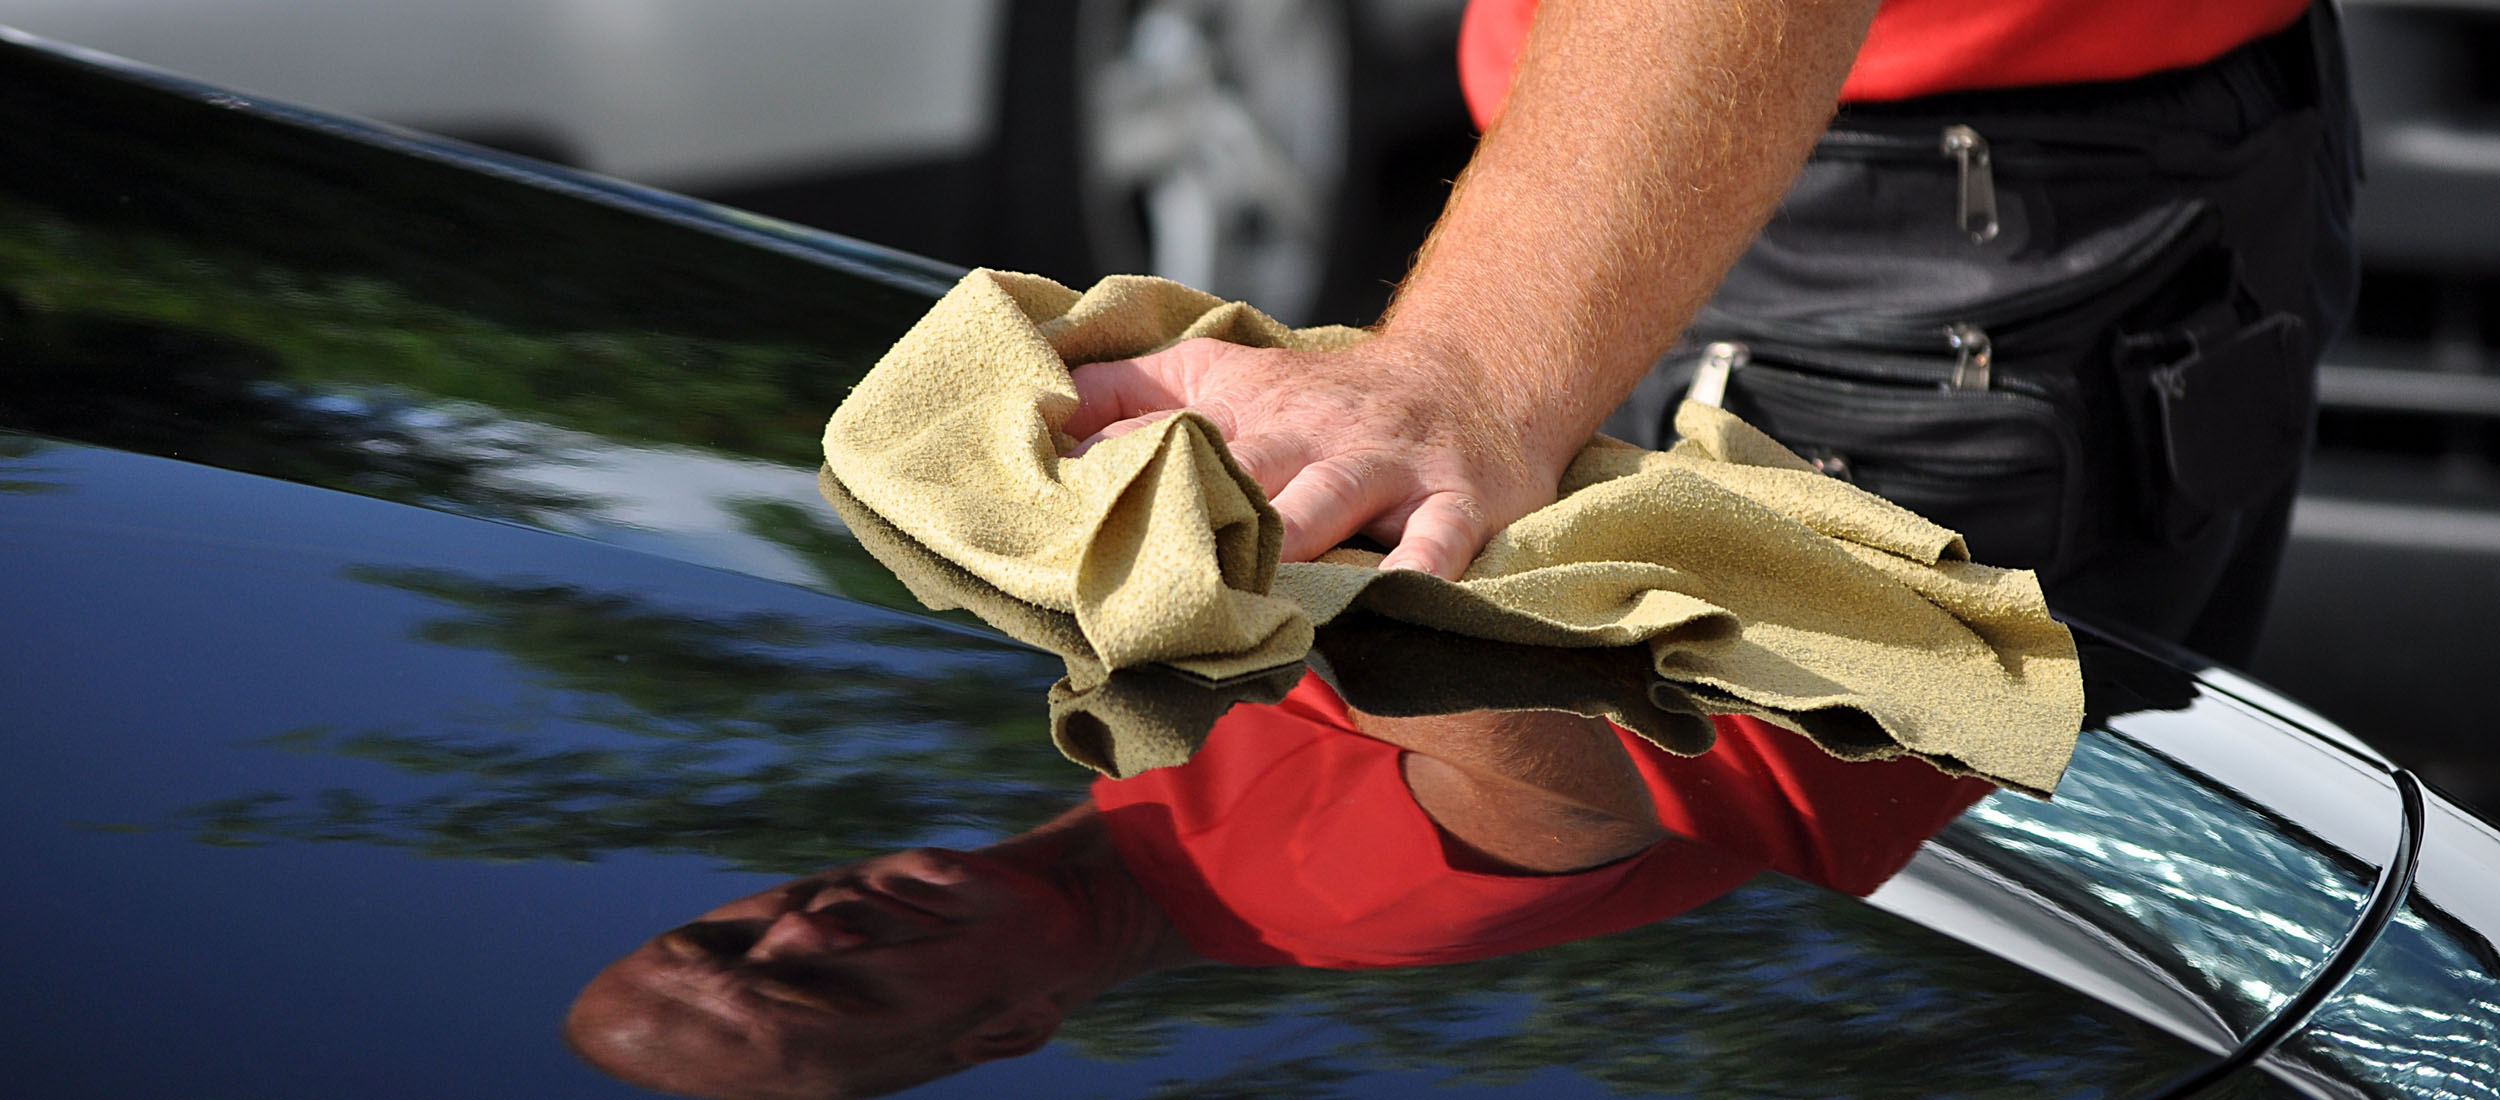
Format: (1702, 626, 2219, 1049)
(822, 269, 2084, 795)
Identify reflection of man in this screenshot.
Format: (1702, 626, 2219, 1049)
(566, 674, 1989, 1097)
(562, 825, 1183, 1099)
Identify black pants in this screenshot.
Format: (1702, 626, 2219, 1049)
(1609, 4, 2361, 667)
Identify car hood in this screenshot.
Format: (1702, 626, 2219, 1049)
(4, 26, 2497, 1100)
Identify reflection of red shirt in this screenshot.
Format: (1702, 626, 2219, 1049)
(1092, 674, 1991, 969)
(1457, 0, 2313, 124)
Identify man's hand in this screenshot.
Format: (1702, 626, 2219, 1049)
(1066, 336, 1577, 578)
(1068, 0, 1878, 579)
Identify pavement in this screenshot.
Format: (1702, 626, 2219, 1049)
(2250, 452, 2500, 820)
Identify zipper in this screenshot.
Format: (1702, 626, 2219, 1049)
(1694, 198, 2210, 354)
(1815, 122, 2172, 248)
(1813, 121, 2158, 166)
(1940, 125, 1999, 244)
(1943, 323, 1992, 391)
(1686, 330, 2002, 396)
(1684, 344, 2076, 465)
(1810, 124, 1999, 245)
(1691, 334, 1967, 391)
(1687, 341, 1748, 409)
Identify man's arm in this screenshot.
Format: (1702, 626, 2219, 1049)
(1351, 707, 1669, 874)
(1066, 0, 1879, 577)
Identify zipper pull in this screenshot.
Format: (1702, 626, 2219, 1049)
(1803, 448, 1855, 483)
(1687, 341, 1748, 408)
(1944, 323, 1992, 390)
(1941, 124, 1999, 244)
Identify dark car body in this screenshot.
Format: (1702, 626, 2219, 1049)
(3, 29, 2498, 1099)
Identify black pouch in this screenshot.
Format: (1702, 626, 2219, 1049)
(2114, 288, 2313, 542)
(1620, 110, 2316, 577)
(1678, 336, 2093, 571)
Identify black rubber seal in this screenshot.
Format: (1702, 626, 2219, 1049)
(2156, 766, 2427, 1097)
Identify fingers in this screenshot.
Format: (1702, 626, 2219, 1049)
(1063, 340, 1517, 579)
(1220, 433, 1315, 500)
(1065, 357, 1188, 439)
(1268, 458, 1400, 565)
(1067, 409, 1179, 457)
(1376, 491, 1495, 580)
(1273, 466, 1496, 579)
(1065, 338, 1251, 438)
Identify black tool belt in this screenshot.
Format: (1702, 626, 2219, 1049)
(1612, 6, 2351, 579)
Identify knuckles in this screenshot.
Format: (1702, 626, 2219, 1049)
(1073, 340, 1558, 571)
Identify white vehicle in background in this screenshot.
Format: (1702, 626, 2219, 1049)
(0, 0, 1467, 325)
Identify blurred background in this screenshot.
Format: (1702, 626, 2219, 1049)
(1, 0, 2493, 811)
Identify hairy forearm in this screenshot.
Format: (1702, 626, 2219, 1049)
(1352, 707, 1672, 873)
(1380, 0, 1878, 470)
(1061, 0, 1879, 579)
(1355, 707, 1661, 817)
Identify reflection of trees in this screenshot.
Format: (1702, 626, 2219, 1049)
(0, 183, 865, 471)
(1071, 874, 2200, 1098)
(0, 433, 65, 494)
(2281, 892, 2500, 1099)
(731, 497, 948, 619)
(172, 567, 1079, 871)
(1, 195, 967, 610)
(0, 300, 596, 524)
(0, 189, 879, 533)
(158, 567, 2210, 1097)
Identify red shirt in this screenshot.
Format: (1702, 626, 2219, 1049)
(1092, 674, 1992, 969)
(1457, 0, 2313, 126)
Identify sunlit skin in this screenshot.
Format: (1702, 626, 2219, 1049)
(565, 811, 1200, 1099)
(1068, 0, 1880, 579)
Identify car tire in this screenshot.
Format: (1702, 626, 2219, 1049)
(994, 0, 1371, 326)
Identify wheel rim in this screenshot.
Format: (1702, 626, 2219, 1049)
(1076, 0, 1351, 323)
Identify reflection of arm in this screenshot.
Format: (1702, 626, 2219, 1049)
(1089, 679, 1987, 969)
(1685, 725, 1996, 897)
(1352, 706, 1995, 886)
(1349, 708, 1667, 874)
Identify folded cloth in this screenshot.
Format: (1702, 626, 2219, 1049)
(819, 464, 1306, 775)
(824, 469, 1715, 775)
(1304, 611, 1726, 757)
(822, 269, 2084, 795)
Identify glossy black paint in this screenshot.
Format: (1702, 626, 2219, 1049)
(2, 27, 2495, 1099)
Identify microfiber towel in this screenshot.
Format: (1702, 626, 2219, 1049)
(822, 268, 2085, 796)
(1304, 611, 1728, 756)
(824, 469, 1722, 775)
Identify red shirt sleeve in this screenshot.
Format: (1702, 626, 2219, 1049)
(1634, 715, 1994, 897)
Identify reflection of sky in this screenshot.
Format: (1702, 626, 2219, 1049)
(1935, 730, 2379, 1034)
(0, 439, 1075, 1098)
(0, 437, 1730, 1099)
(2276, 901, 2500, 1099)
(300, 386, 835, 587)
(2267, 793, 2500, 1098)
(497, 429, 827, 586)
(0, 457, 735, 1097)
(17, 428, 2445, 1096)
